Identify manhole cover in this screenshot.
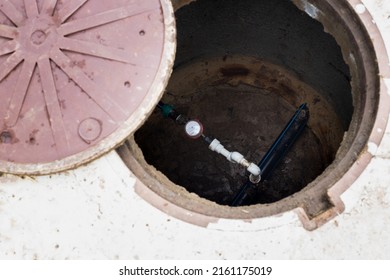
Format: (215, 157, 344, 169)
(0, 0, 175, 174)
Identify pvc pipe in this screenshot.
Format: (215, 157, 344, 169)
(209, 139, 261, 183)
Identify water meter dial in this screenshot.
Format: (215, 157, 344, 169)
(184, 120, 203, 139)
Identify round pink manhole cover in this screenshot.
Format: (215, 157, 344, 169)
(0, 0, 175, 174)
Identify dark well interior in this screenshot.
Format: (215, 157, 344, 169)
(134, 0, 353, 205)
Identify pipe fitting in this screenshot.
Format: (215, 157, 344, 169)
(209, 139, 261, 180)
(229, 151, 245, 164)
(247, 163, 261, 177)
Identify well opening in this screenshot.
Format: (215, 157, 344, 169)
(135, 55, 346, 205)
(119, 0, 380, 227)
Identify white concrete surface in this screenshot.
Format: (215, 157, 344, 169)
(1, 0, 390, 259)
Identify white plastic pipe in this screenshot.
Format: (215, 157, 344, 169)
(209, 139, 261, 183)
